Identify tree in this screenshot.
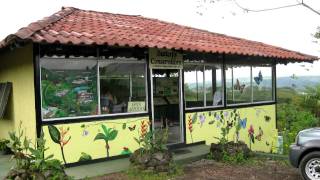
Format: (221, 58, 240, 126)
(301, 84, 320, 118)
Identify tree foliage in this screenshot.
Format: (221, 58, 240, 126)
(277, 85, 320, 154)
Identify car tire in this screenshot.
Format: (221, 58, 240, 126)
(300, 151, 320, 180)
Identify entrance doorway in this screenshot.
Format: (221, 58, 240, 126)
(151, 69, 183, 144)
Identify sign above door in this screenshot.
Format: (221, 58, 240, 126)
(149, 48, 183, 69)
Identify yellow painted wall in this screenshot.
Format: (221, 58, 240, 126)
(43, 116, 150, 164)
(0, 43, 37, 142)
(185, 105, 278, 153)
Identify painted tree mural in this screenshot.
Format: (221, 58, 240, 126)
(94, 124, 118, 158)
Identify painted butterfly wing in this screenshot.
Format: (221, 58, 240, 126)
(264, 116, 271, 122)
(239, 118, 247, 128)
(254, 71, 263, 85)
(254, 76, 261, 85)
(259, 71, 263, 81)
(234, 79, 240, 90)
(255, 134, 262, 141)
(240, 84, 245, 93)
(128, 125, 136, 131)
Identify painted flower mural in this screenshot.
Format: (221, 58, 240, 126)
(248, 124, 255, 149)
(140, 120, 148, 137)
(199, 114, 206, 127)
(187, 115, 193, 143)
(48, 125, 71, 164)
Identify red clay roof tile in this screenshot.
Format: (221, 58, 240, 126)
(0, 7, 317, 61)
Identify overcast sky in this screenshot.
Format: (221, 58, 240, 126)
(0, 0, 320, 77)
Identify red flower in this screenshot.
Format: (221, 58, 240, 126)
(140, 120, 148, 137)
(188, 115, 193, 133)
(248, 125, 254, 135)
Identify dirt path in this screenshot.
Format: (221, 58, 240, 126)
(92, 159, 301, 180)
(177, 159, 300, 180)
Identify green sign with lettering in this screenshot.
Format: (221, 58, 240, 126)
(149, 48, 183, 69)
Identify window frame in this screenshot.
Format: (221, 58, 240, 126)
(225, 64, 275, 107)
(40, 57, 148, 122)
(184, 62, 225, 110)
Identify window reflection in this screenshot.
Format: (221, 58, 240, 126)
(99, 62, 146, 114)
(226, 66, 252, 104)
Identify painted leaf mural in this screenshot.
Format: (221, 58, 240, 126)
(94, 124, 118, 158)
(48, 125, 60, 144)
(121, 147, 132, 155)
(43, 117, 149, 164)
(78, 152, 92, 162)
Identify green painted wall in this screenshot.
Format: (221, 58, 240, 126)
(0, 43, 36, 142)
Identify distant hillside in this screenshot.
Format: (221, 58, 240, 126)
(185, 76, 320, 92)
(277, 76, 320, 91)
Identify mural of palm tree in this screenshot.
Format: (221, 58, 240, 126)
(94, 124, 118, 158)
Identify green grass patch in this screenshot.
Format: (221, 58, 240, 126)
(126, 163, 183, 180)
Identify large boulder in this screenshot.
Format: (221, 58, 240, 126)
(210, 141, 251, 161)
(130, 148, 173, 172)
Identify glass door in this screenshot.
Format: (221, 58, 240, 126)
(151, 69, 183, 144)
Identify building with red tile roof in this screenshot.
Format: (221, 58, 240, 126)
(0, 7, 317, 168)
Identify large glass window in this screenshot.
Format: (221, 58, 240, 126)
(226, 66, 252, 104)
(252, 66, 273, 102)
(40, 58, 147, 120)
(41, 59, 98, 119)
(226, 64, 274, 105)
(184, 63, 223, 109)
(184, 65, 204, 108)
(99, 61, 146, 114)
(205, 65, 223, 106)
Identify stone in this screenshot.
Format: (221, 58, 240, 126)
(210, 141, 251, 161)
(130, 149, 173, 173)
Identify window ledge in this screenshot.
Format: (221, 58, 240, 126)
(185, 101, 275, 113)
(41, 112, 149, 125)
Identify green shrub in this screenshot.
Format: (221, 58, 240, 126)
(134, 127, 169, 154)
(222, 151, 246, 164)
(0, 139, 10, 151)
(5, 122, 72, 179)
(277, 104, 320, 154)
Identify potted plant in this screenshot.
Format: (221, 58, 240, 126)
(0, 139, 10, 155)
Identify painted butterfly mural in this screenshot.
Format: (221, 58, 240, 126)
(234, 79, 246, 93)
(266, 141, 270, 146)
(255, 127, 264, 141)
(227, 121, 233, 128)
(128, 125, 136, 131)
(254, 71, 263, 85)
(239, 118, 247, 129)
(264, 115, 271, 122)
(199, 114, 206, 127)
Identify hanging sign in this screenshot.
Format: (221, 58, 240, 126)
(149, 48, 183, 69)
(127, 101, 146, 113)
